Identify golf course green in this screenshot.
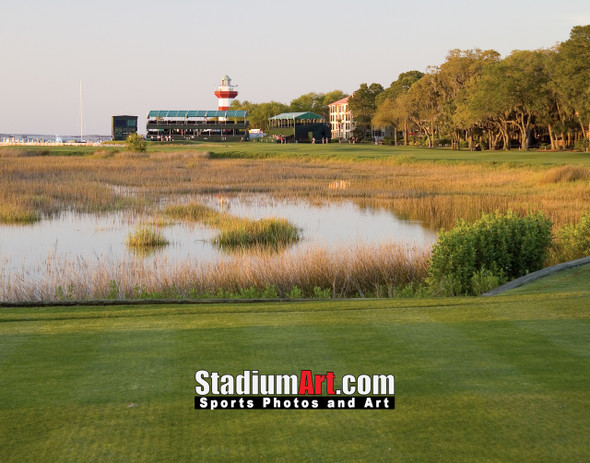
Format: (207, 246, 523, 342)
(1, 267, 588, 462)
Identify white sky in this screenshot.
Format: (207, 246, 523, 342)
(0, 0, 588, 135)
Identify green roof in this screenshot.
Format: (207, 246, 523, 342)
(269, 112, 325, 121)
(148, 110, 248, 118)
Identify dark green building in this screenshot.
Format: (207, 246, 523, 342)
(268, 112, 330, 143)
(146, 110, 249, 142)
(112, 115, 138, 141)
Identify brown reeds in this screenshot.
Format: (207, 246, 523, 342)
(539, 165, 590, 184)
(1, 150, 590, 303)
(1, 151, 590, 229)
(0, 242, 430, 301)
(0, 151, 590, 222)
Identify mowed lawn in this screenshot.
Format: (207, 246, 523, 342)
(150, 141, 590, 165)
(505, 262, 590, 296)
(1, 288, 589, 461)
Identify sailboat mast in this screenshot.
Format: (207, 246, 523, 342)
(79, 80, 83, 141)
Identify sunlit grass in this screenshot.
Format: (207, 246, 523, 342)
(0, 242, 429, 301)
(165, 203, 222, 224)
(125, 226, 169, 249)
(1, 143, 590, 302)
(539, 164, 590, 184)
(0, 205, 40, 224)
(1, 144, 590, 230)
(214, 217, 300, 248)
(165, 203, 301, 248)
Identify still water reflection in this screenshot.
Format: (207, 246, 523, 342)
(0, 195, 437, 276)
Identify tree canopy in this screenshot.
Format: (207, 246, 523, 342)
(370, 26, 589, 150)
(232, 90, 347, 130)
(233, 25, 588, 150)
(348, 83, 384, 140)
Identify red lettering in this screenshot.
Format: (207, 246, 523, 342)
(326, 372, 336, 394)
(299, 370, 314, 395)
(314, 374, 325, 394)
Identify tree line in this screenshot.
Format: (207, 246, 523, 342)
(232, 25, 589, 150)
(230, 90, 347, 133)
(371, 25, 590, 150)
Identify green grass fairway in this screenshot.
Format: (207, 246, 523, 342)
(165, 142, 590, 166)
(1, 293, 589, 462)
(504, 263, 590, 295)
(3, 142, 589, 165)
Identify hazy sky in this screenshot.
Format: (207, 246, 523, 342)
(1, 0, 588, 135)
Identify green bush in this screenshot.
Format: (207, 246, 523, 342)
(428, 211, 553, 295)
(553, 210, 590, 261)
(395, 283, 431, 298)
(573, 139, 589, 152)
(261, 284, 279, 299)
(125, 133, 147, 153)
(433, 137, 451, 147)
(470, 268, 504, 295)
(286, 286, 303, 299)
(312, 287, 331, 298)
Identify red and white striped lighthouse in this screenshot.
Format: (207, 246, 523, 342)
(214, 75, 238, 111)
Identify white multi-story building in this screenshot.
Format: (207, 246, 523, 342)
(328, 96, 355, 141)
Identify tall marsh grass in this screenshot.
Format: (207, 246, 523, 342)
(2, 147, 590, 303)
(125, 226, 169, 249)
(0, 205, 41, 224)
(214, 218, 300, 248)
(165, 202, 300, 248)
(0, 243, 429, 301)
(2, 148, 590, 230)
(539, 165, 590, 184)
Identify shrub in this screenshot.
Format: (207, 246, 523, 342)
(428, 211, 552, 295)
(470, 268, 504, 295)
(312, 287, 331, 298)
(125, 133, 147, 153)
(395, 283, 431, 298)
(286, 286, 303, 299)
(433, 137, 451, 147)
(261, 284, 279, 299)
(553, 210, 590, 261)
(573, 139, 589, 152)
(238, 286, 259, 298)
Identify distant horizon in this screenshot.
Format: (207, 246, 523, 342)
(2, 0, 588, 135)
(1, 132, 110, 139)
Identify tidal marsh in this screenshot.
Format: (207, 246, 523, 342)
(125, 226, 169, 249)
(165, 202, 300, 248)
(1, 144, 590, 301)
(2, 146, 589, 230)
(0, 205, 40, 224)
(0, 241, 429, 301)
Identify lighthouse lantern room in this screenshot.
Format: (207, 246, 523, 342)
(214, 75, 238, 111)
